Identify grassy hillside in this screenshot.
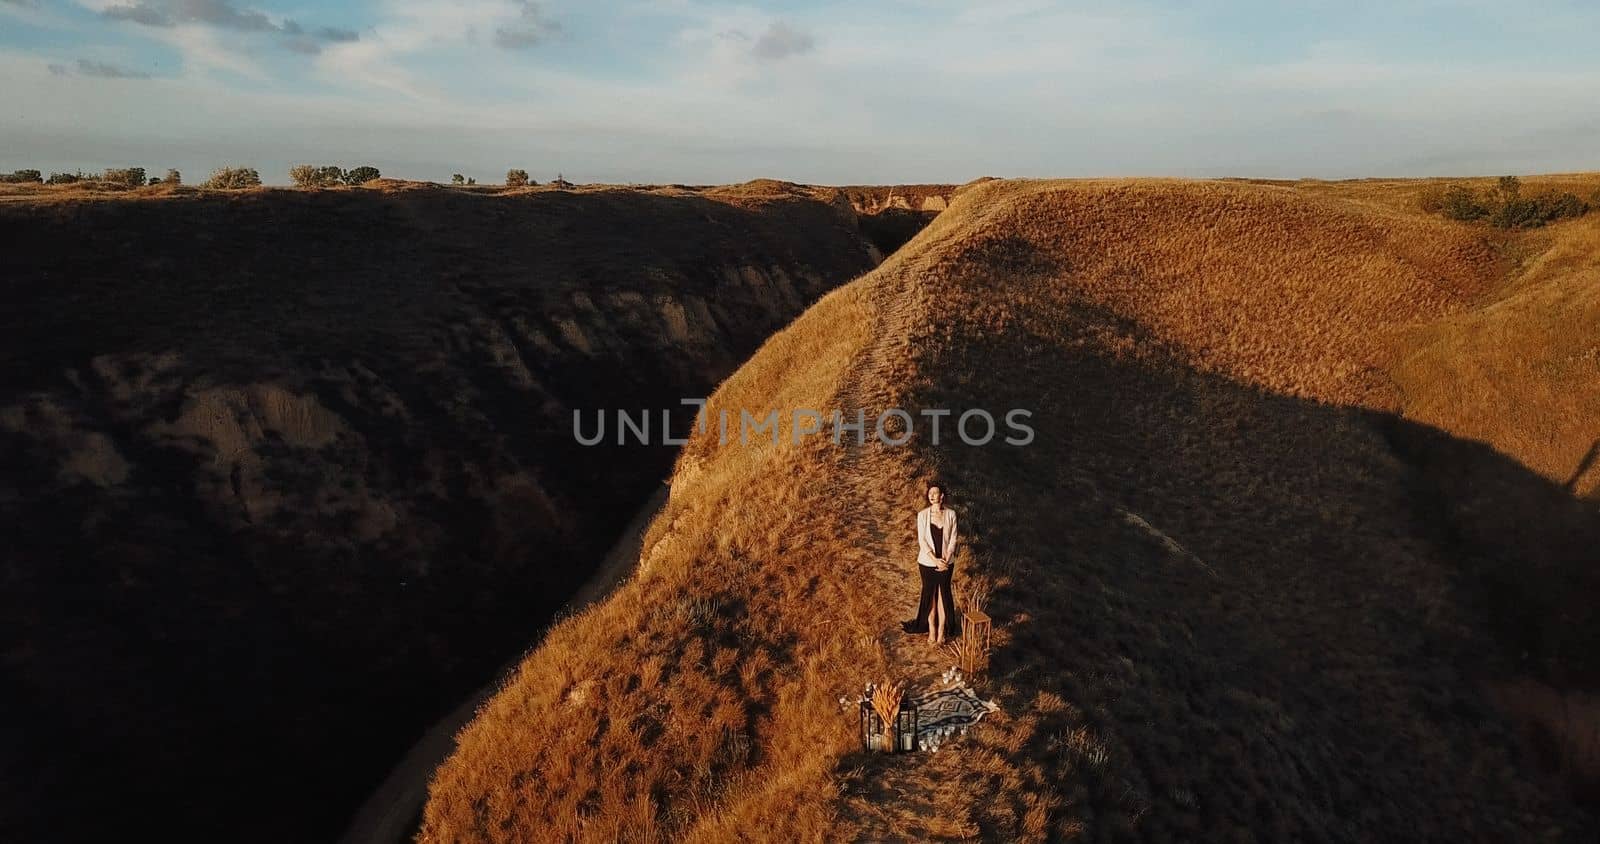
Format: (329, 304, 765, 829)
(423, 177, 1600, 841)
(0, 181, 878, 842)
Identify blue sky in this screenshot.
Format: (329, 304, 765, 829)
(2, 1, 1598, 184)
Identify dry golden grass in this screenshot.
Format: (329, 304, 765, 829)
(1391, 215, 1600, 494)
(948, 179, 1502, 406)
(424, 176, 1600, 841)
(420, 271, 908, 841)
(1281, 172, 1600, 218)
(0, 179, 200, 202)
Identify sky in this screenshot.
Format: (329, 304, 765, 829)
(2, 0, 1598, 185)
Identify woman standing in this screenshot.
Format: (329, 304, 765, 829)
(901, 483, 958, 645)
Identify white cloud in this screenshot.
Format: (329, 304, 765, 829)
(309, 0, 560, 101)
(164, 22, 271, 77)
(74, 57, 152, 77)
(751, 21, 814, 61)
(493, 0, 559, 50)
(4, 0, 74, 26)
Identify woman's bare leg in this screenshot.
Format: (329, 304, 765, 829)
(931, 588, 946, 645)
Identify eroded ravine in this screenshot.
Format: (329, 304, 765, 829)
(0, 182, 890, 842)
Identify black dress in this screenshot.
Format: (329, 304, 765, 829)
(901, 514, 958, 637)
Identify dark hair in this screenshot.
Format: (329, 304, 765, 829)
(925, 482, 946, 502)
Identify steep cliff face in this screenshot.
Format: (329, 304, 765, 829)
(837, 183, 960, 214)
(827, 185, 958, 257)
(0, 183, 877, 841)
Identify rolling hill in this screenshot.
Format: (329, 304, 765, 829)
(422, 177, 1600, 841)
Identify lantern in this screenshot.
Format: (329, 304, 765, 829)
(858, 699, 885, 752)
(859, 696, 920, 753)
(897, 698, 919, 752)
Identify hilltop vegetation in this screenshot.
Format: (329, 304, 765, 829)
(288, 164, 383, 187)
(425, 177, 1600, 841)
(1414, 175, 1593, 228)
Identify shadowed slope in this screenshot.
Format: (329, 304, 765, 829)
(0, 183, 878, 842)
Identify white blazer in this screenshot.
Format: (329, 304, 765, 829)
(916, 506, 958, 567)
